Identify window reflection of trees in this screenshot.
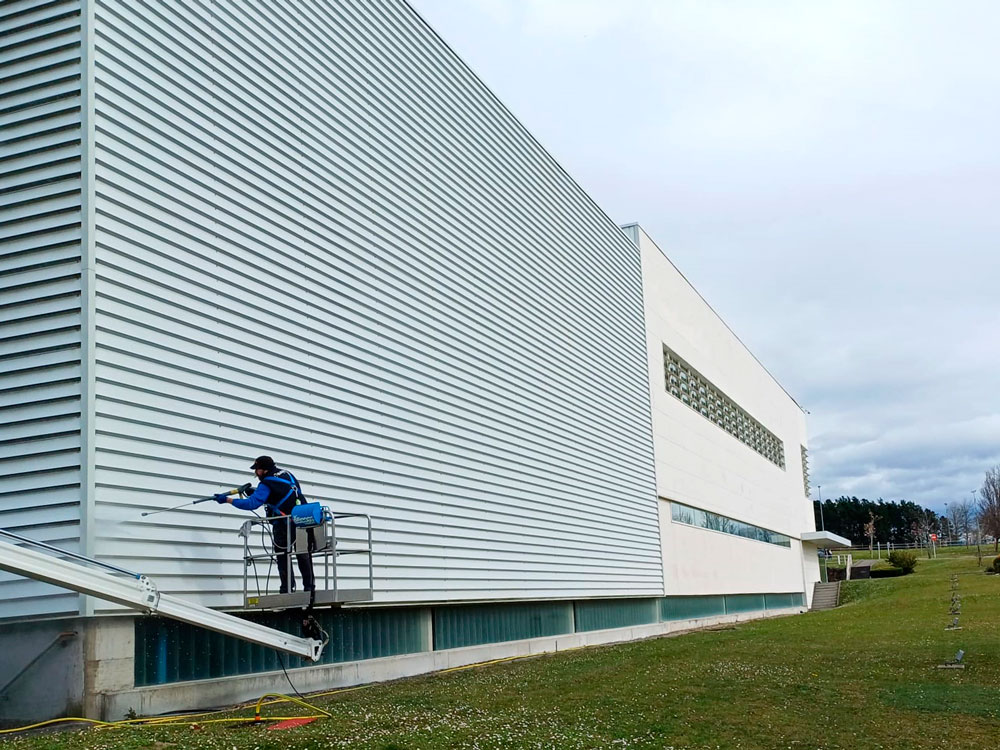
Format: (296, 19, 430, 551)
(670, 501, 790, 548)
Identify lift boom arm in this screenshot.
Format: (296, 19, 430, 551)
(0, 531, 324, 662)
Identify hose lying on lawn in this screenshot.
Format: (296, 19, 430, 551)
(0, 650, 546, 735)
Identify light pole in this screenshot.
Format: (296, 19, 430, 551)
(817, 484, 824, 531)
(971, 489, 977, 544)
(972, 489, 982, 564)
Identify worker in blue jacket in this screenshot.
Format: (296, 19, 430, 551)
(216, 455, 315, 595)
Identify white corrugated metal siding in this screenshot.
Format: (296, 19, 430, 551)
(86, 0, 660, 608)
(0, 0, 84, 619)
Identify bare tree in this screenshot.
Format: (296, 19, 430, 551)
(948, 500, 974, 545)
(939, 514, 953, 542)
(972, 517, 986, 566)
(977, 465, 1000, 553)
(863, 511, 879, 552)
(914, 514, 935, 559)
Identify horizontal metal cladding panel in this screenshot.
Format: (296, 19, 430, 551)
(0, 0, 84, 621)
(1, 379, 80, 422)
(78, 538, 659, 580)
(134, 607, 427, 686)
(84, 519, 659, 572)
(574, 598, 659, 632)
(0, 342, 80, 376)
(87, 197, 653, 491)
(88, 0, 662, 605)
(88, 332, 655, 516)
(0, 499, 79, 528)
(0, 465, 79, 499)
(0, 227, 81, 268)
(725, 594, 767, 615)
(0, 529, 81, 621)
(0, 327, 80, 360)
(0, 384, 79, 415)
(0, 575, 79, 620)
(433, 601, 573, 650)
(90, 405, 658, 550)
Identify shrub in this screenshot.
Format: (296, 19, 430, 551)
(870, 568, 906, 579)
(826, 566, 847, 582)
(887, 551, 918, 574)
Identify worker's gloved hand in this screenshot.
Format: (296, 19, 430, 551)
(213, 493, 230, 504)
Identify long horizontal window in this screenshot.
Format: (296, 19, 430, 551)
(670, 501, 791, 548)
(663, 344, 785, 469)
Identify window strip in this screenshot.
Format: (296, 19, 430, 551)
(670, 500, 791, 548)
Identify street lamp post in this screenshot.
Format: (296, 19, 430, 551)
(972, 489, 981, 564)
(817, 484, 824, 531)
(971, 489, 978, 545)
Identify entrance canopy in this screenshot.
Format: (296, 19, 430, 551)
(801, 530, 852, 548)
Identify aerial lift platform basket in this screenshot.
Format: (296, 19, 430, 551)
(240, 506, 374, 610)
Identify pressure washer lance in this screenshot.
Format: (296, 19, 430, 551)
(140, 483, 253, 517)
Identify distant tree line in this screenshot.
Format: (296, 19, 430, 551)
(814, 497, 938, 546)
(815, 464, 1000, 551)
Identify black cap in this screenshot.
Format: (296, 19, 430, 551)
(250, 455, 276, 471)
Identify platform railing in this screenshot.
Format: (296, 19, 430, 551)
(241, 509, 373, 609)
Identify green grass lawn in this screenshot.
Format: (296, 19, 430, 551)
(7, 556, 1000, 749)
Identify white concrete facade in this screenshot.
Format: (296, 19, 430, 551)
(631, 224, 819, 601)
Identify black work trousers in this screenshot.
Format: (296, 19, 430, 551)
(271, 519, 315, 594)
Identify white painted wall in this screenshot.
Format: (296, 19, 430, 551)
(635, 224, 817, 596)
(800, 545, 822, 607)
(659, 505, 808, 595)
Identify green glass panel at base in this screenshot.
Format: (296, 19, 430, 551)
(574, 598, 658, 632)
(765, 592, 804, 609)
(724, 593, 766, 614)
(660, 595, 726, 621)
(433, 601, 573, 650)
(135, 607, 425, 686)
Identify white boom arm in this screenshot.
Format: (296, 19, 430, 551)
(0, 532, 324, 662)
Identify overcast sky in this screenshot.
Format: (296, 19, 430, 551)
(411, 0, 1000, 513)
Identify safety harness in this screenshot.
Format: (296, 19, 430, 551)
(260, 469, 306, 518)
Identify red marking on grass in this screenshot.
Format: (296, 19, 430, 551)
(267, 718, 318, 730)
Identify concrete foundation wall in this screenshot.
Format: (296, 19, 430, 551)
(0, 618, 84, 725)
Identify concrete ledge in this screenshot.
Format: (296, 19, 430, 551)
(100, 605, 804, 720)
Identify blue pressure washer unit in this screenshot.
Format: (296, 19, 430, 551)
(291, 502, 324, 528)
